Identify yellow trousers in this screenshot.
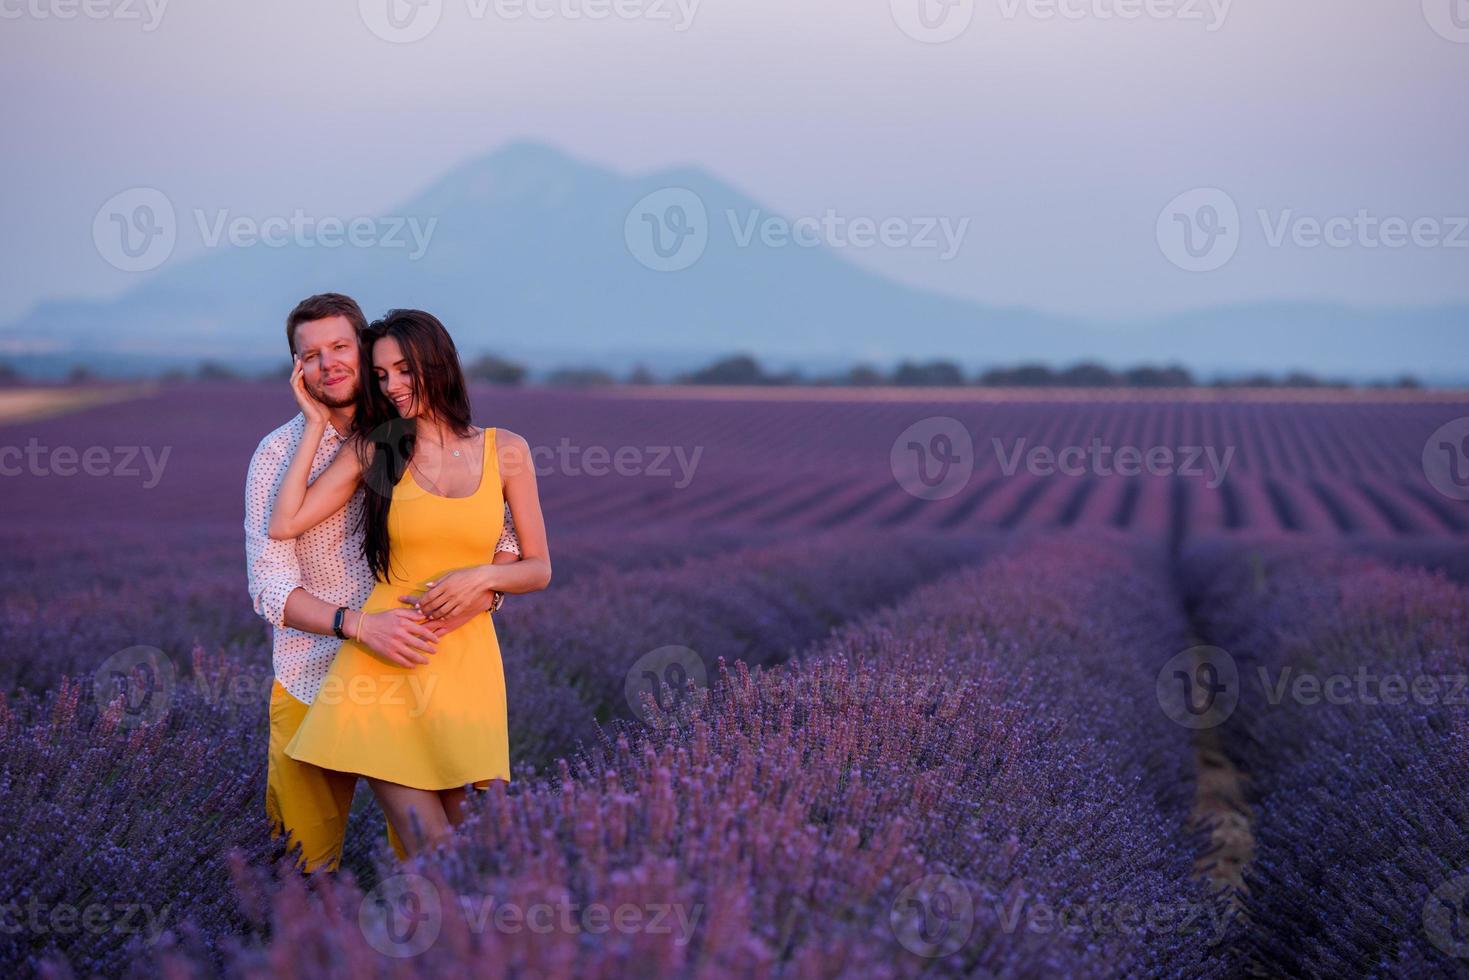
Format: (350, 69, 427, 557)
(266, 679, 405, 871)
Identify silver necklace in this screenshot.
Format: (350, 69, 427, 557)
(418, 430, 464, 457)
(411, 429, 479, 495)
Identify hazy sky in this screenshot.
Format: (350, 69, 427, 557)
(1, 0, 1466, 324)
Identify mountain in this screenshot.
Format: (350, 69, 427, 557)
(2, 142, 1465, 382)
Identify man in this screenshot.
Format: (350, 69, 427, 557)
(245, 292, 521, 871)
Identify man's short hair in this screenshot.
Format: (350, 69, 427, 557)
(285, 293, 369, 355)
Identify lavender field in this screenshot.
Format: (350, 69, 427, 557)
(3, 382, 1468, 978)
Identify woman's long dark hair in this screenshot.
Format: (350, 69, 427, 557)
(353, 309, 475, 582)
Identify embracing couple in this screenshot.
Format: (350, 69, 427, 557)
(244, 292, 551, 871)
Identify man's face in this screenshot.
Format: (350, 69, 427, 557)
(292, 316, 361, 409)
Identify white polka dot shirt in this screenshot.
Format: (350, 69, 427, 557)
(244, 414, 521, 704)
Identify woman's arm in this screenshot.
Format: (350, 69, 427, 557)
(268, 435, 366, 539)
(267, 361, 367, 540)
(412, 428, 553, 620)
(490, 428, 551, 592)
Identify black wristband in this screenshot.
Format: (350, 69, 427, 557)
(332, 606, 349, 640)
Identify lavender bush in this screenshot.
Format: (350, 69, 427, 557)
(0, 523, 984, 976)
(0, 649, 281, 977)
(498, 530, 987, 765)
(4, 383, 1466, 978)
(1182, 541, 1469, 977)
(150, 532, 1229, 979)
(807, 531, 1231, 977)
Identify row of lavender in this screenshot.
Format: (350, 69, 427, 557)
(797, 532, 1229, 976)
(0, 522, 780, 694)
(1181, 540, 1469, 976)
(157, 534, 1230, 979)
(0, 528, 979, 976)
(5, 382, 1465, 541)
(496, 530, 984, 766)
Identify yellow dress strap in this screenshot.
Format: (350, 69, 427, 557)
(480, 427, 497, 497)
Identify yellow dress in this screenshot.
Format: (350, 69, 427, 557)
(285, 428, 511, 791)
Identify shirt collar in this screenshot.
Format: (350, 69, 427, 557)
(301, 413, 347, 443)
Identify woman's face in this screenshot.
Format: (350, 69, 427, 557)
(373, 336, 419, 418)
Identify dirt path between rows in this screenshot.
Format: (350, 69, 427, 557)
(1191, 724, 1254, 899)
(1184, 644, 1255, 909)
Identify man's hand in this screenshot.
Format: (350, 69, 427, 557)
(354, 608, 439, 667)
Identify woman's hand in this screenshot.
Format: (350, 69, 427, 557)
(290, 357, 331, 428)
(410, 567, 494, 621)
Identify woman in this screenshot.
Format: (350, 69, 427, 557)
(269, 308, 551, 856)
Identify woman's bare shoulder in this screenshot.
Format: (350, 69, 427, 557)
(339, 432, 376, 468)
(492, 427, 530, 452)
(492, 427, 532, 479)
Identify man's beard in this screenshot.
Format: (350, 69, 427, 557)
(311, 381, 357, 409)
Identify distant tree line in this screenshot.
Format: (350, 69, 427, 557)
(0, 355, 1428, 390)
(0, 364, 97, 386)
(641, 354, 1422, 390)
